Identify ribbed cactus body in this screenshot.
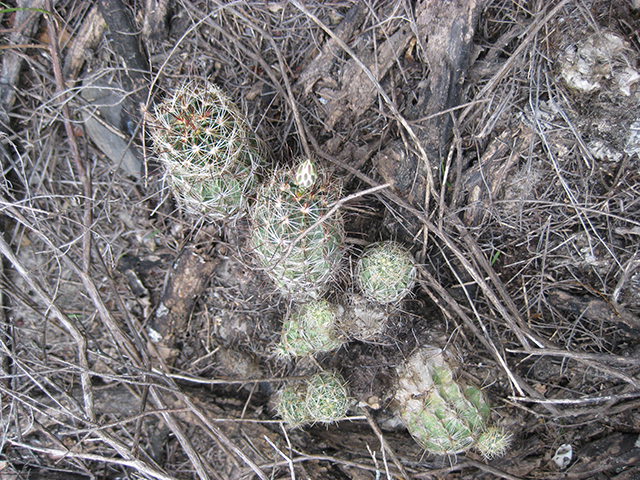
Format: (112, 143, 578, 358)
(250, 158, 344, 300)
(276, 300, 344, 358)
(276, 383, 310, 427)
(305, 371, 350, 423)
(395, 347, 510, 458)
(356, 241, 416, 304)
(275, 371, 350, 427)
(149, 82, 262, 222)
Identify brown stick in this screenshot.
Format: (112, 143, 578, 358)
(44, 0, 93, 272)
(361, 408, 410, 480)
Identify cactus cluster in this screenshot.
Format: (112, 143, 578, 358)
(149, 82, 510, 455)
(272, 243, 417, 361)
(276, 371, 350, 427)
(276, 299, 345, 358)
(249, 158, 345, 300)
(149, 82, 262, 222)
(394, 347, 510, 459)
(356, 241, 416, 304)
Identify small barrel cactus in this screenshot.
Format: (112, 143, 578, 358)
(276, 383, 311, 427)
(148, 81, 262, 222)
(249, 158, 345, 300)
(305, 371, 351, 423)
(356, 241, 416, 304)
(276, 299, 345, 358)
(275, 371, 350, 427)
(394, 346, 511, 459)
(475, 426, 512, 460)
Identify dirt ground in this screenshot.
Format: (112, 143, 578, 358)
(1, 0, 640, 479)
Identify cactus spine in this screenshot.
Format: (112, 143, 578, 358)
(356, 241, 416, 304)
(275, 371, 350, 427)
(276, 300, 345, 358)
(249, 158, 344, 300)
(149, 81, 262, 222)
(395, 347, 510, 458)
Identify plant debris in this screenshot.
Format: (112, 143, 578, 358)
(1, 1, 640, 479)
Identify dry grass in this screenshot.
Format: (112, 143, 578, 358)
(1, 1, 639, 479)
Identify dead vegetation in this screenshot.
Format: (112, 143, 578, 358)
(1, 0, 640, 479)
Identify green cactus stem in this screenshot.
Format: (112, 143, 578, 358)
(275, 371, 350, 427)
(356, 241, 416, 304)
(395, 347, 511, 458)
(249, 158, 345, 300)
(276, 300, 345, 358)
(148, 81, 262, 222)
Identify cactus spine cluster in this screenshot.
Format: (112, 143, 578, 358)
(395, 347, 510, 459)
(276, 371, 350, 427)
(149, 82, 262, 222)
(249, 158, 345, 300)
(356, 241, 416, 304)
(276, 300, 345, 357)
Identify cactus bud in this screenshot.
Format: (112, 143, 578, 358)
(294, 158, 317, 190)
(476, 426, 512, 460)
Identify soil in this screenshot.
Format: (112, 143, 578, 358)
(1, 1, 640, 479)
